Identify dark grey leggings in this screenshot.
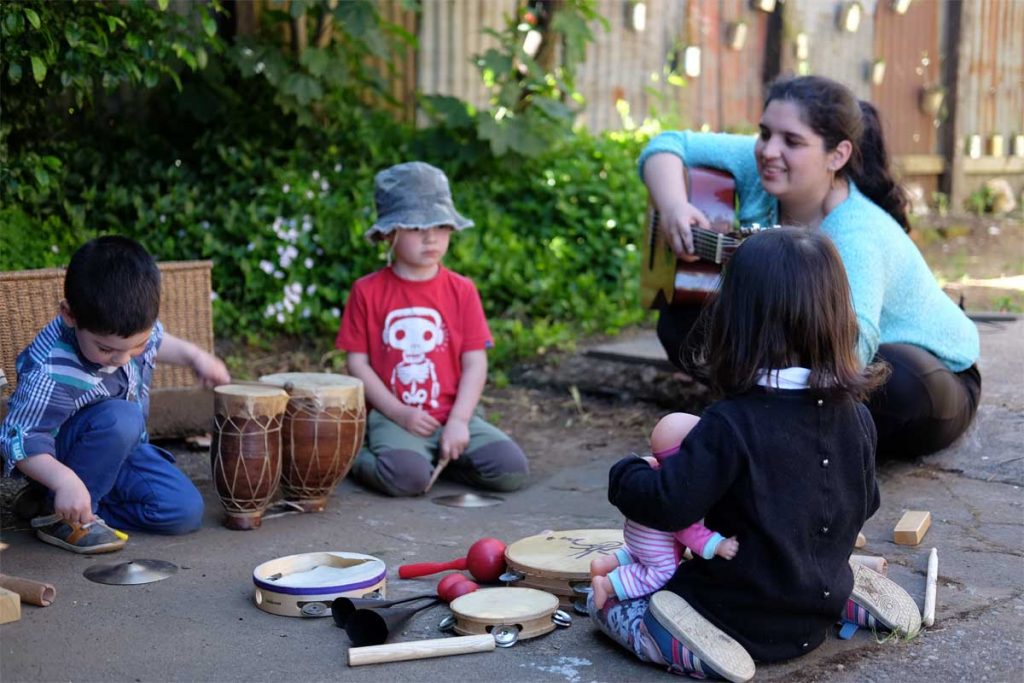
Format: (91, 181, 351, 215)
(353, 440, 529, 497)
(868, 344, 981, 460)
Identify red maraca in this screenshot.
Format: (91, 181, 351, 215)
(437, 574, 479, 602)
(399, 537, 507, 582)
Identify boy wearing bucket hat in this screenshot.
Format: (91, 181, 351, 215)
(336, 162, 529, 497)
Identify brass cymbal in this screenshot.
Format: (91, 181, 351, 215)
(431, 493, 504, 508)
(83, 559, 179, 585)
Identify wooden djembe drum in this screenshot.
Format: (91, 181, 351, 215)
(211, 384, 290, 530)
(258, 373, 366, 513)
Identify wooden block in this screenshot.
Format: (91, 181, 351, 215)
(855, 532, 867, 548)
(0, 587, 21, 624)
(894, 510, 932, 545)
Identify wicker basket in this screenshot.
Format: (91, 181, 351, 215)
(0, 261, 214, 400)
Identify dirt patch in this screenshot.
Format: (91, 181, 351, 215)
(913, 213, 1024, 312)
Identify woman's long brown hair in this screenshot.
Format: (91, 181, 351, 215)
(693, 228, 888, 401)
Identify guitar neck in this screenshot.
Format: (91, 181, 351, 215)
(690, 227, 740, 265)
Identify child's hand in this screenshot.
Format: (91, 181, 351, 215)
(399, 405, 441, 437)
(642, 455, 660, 469)
(716, 536, 739, 560)
(192, 350, 231, 388)
(440, 418, 470, 461)
(53, 473, 94, 525)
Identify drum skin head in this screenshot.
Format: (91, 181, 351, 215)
(448, 587, 559, 640)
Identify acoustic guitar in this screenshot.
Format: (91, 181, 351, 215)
(640, 167, 755, 308)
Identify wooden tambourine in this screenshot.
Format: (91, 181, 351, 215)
(252, 551, 386, 618)
(502, 529, 625, 611)
(440, 587, 570, 647)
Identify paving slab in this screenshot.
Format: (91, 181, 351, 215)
(1, 321, 1021, 682)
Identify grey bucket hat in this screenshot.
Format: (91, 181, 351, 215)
(366, 161, 474, 242)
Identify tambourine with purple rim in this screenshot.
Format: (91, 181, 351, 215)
(253, 551, 386, 618)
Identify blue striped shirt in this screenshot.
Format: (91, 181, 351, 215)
(1, 317, 163, 476)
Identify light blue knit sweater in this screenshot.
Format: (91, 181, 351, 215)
(639, 131, 979, 372)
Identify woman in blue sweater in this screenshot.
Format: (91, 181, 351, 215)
(641, 75, 980, 460)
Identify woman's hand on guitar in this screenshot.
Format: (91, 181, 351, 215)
(660, 200, 711, 261)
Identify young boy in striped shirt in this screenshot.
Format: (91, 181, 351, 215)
(1, 236, 230, 553)
(590, 413, 738, 609)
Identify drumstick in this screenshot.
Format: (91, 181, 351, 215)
(424, 454, 450, 493)
(923, 547, 938, 627)
(348, 634, 496, 666)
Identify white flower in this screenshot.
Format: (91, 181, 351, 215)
(255, 62, 265, 74)
(174, 159, 182, 167)
(301, 308, 311, 318)
(210, 291, 219, 301)
(274, 301, 284, 312)
(320, 180, 330, 192)
(312, 170, 320, 180)
(200, 221, 210, 230)
(282, 184, 290, 193)
(50, 244, 59, 253)
(274, 270, 284, 279)
(305, 190, 314, 200)
(289, 282, 302, 295)
(283, 298, 294, 313)
(246, 243, 255, 252)
(242, 48, 254, 57)
(330, 307, 340, 318)
(259, 260, 274, 274)
(275, 312, 285, 323)
(305, 284, 317, 295)
(264, 305, 275, 317)
(334, 163, 343, 172)
(159, 215, 167, 223)
(304, 257, 314, 269)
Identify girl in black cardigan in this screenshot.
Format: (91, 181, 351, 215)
(590, 229, 921, 681)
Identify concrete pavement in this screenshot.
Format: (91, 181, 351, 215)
(0, 319, 1021, 682)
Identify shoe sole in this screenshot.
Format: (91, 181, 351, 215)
(36, 530, 125, 555)
(648, 591, 755, 683)
(850, 562, 922, 637)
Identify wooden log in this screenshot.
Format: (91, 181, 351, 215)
(0, 575, 56, 607)
(0, 587, 21, 624)
(893, 510, 932, 545)
(348, 634, 495, 666)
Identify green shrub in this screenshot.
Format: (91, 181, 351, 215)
(2, 0, 653, 369)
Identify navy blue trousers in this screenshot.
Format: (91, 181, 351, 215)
(55, 400, 203, 534)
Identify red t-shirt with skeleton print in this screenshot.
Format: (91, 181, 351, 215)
(336, 266, 493, 423)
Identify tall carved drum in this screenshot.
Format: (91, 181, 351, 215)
(258, 373, 366, 512)
(211, 384, 290, 530)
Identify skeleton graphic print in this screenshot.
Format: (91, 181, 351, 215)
(382, 306, 445, 409)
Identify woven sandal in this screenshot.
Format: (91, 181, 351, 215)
(648, 591, 756, 682)
(849, 562, 922, 637)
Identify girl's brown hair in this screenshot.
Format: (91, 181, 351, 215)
(694, 228, 888, 401)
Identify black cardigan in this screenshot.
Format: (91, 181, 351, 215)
(608, 387, 879, 662)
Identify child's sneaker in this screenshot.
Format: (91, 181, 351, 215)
(32, 514, 126, 554)
(848, 562, 922, 637)
(646, 591, 755, 682)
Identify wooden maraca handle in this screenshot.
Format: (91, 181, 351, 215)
(348, 634, 496, 666)
(398, 558, 467, 579)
